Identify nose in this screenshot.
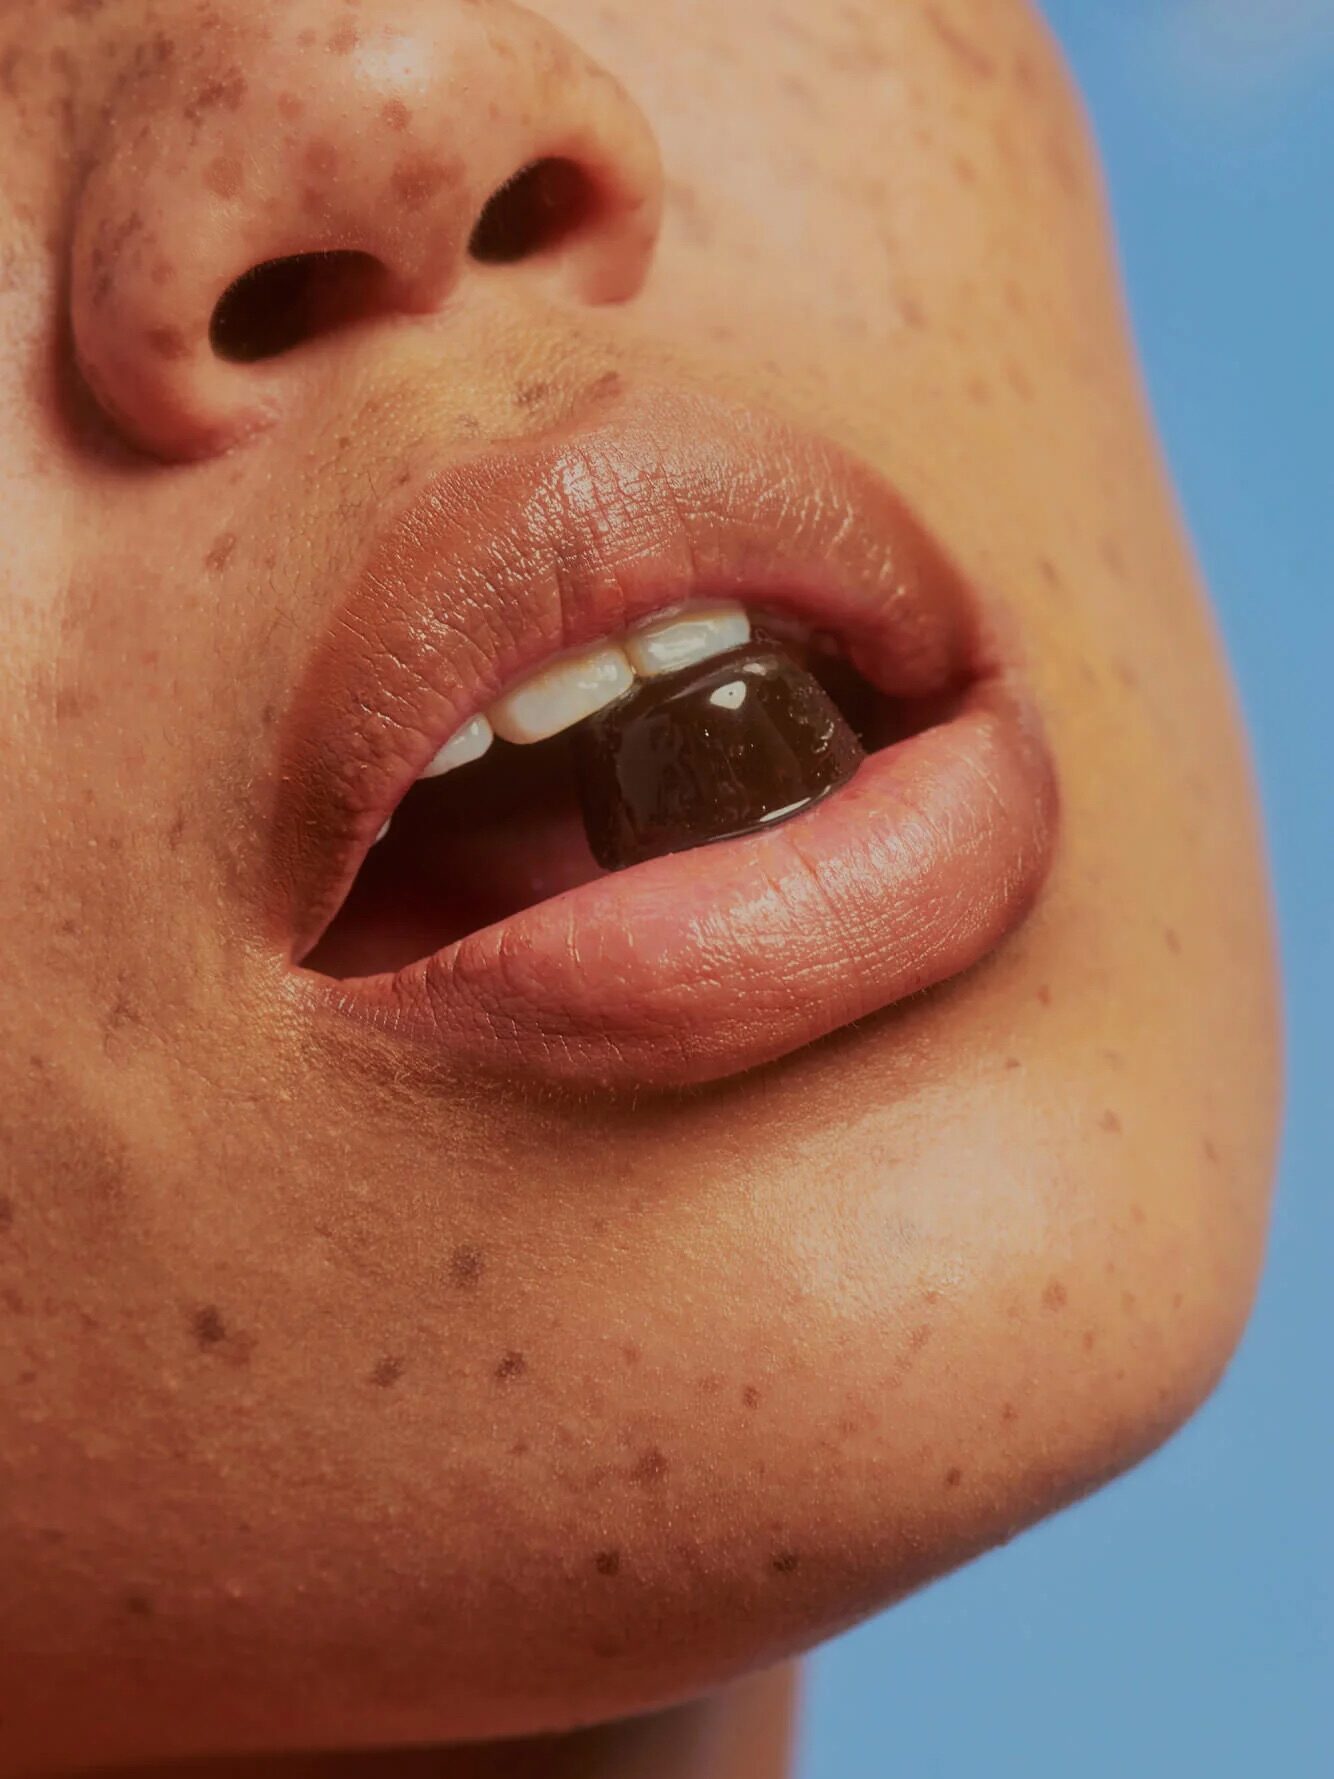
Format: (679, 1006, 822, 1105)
(70, 0, 663, 460)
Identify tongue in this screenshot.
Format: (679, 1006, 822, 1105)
(573, 643, 865, 871)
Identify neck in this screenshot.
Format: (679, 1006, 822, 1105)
(74, 1665, 798, 1779)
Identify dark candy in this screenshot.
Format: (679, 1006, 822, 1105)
(573, 644, 865, 871)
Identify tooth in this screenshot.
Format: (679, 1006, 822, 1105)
(374, 818, 392, 845)
(422, 714, 494, 778)
(488, 642, 634, 745)
(624, 601, 751, 677)
(573, 643, 865, 870)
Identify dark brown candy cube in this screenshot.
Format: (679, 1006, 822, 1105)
(573, 644, 866, 871)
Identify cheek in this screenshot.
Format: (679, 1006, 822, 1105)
(608, 5, 1085, 479)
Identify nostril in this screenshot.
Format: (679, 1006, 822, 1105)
(209, 251, 391, 363)
(468, 157, 600, 266)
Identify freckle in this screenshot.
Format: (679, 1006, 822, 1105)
(449, 1245, 484, 1288)
(943, 1466, 963, 1488)
(0, 46, 23, 97)
(1014, 52, 1041, 96)
(1172, 1292, 1184, 1310)
(510, 1439, 528, 1456)
(1000, 1402, 1019, 1423)
(897, 293, 926, 330)
(1130, 1203, 1146, 1225)
(1100, 536, 1127, 578)
(329, 24, 359, 53)
(371, 1355, 405, 1388)
(515, 380, 549, 409)
(621, 1343, 641, 1367)
(953, 154, 977, 185)
(204, 155, 244, 199)
(1082, 1329, 1097, 1351)
(1038, 557, 1059, 588)
(924, 5, 996, 80)
(1164, 927, 1182, 955)
(392, 152, 458, 210)
(298, 28, 316, 46)
(1203, 1137, 1220, 1166)
(146, 325, 189, 361)
(1042, 1278, 1068, 1311)
(630, 1446, 669, 1486)
(741, 1384, 761, 1409)
(1047, 133, 1083, 195)
(966, 374, 991, 406)
(495, 1349, 526, 1381)
(167, 811, 188, 851)
(770, 1550, 800, 1575)
(1036, 984, 1052, 1006)
(151, 258, 176, 287)
(204, 532, 237, 574)
(1006, 361, 1034, 402)
(191, 1304, 227, 1348)
(305, 138, 339, 178)
(381, 99, 411, 131)
(277, 92, 303, 120)
(1114, 659, 1139, 691)
(0, 1195, 13, 1233)
(122, 1591, 155, 1619)
(594, 1548, 621, 1576)
(1004, 1056, 1021, 1070)
(1100, 1109, 1123, 1135)
(589, 370, 624, 402)
(1121, 1291, 1138, 1314)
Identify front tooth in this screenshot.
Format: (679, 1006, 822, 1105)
(488, 642, 634, 744)
(624, 601, 750, 677)
(422, 714, 494, 778)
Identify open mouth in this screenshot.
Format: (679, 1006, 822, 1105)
(278, 387, 1057, 1089)
(308, 602, 952, 981)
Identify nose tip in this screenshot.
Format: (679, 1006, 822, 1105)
(70, 0, 663, 460)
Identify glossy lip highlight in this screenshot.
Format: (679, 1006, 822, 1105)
(276, 385, 1058, 1088)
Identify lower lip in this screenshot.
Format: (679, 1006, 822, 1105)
(295, 676, 1057, 1089)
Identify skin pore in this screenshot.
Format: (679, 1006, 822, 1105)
(0, 1, 1279, 1775)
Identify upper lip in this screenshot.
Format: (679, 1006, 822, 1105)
(273, 382, 1057, 1087)
(276, 384, 985, 958)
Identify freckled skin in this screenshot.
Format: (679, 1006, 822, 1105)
(0, 1, 1279, 1776)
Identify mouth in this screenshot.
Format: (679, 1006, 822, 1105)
(277, 387, 1057, 1089)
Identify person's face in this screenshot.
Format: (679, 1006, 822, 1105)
(0, 0, 1279, 1769)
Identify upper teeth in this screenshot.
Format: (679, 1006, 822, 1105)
(421, 713, 494, 778)
(438, 601, 750, 764)
(371, 602, 754, 844)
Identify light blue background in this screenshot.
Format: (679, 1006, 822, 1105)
(801, 4, 1333, 1774)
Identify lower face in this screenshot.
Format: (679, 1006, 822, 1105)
(0, 0, 1279, 1770)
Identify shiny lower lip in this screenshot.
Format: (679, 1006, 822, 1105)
(279, 386, 1058, 1088)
